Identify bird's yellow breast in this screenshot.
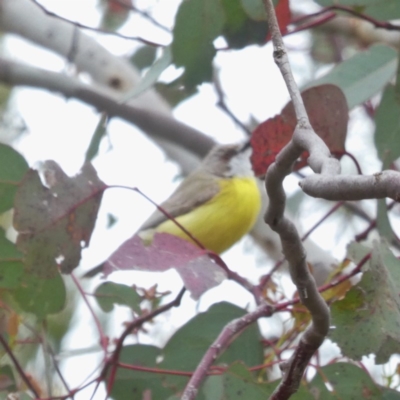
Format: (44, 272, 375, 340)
(155, 176, 261, 254)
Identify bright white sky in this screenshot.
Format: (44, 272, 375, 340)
(2, 0, 389, 398)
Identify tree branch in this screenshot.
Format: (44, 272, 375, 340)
(0, 0, 169, 114)
(262, 0, 331, 398)
(0, 334, 40, 398)
(181, 302, 275, 400)
(0, 57, 215, 159)
(105, 287, 186, 395)
(300, 171, 400, 201)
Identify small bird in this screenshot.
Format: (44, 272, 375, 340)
(84, 143, 260, 278)
(138, 143, 261, 254)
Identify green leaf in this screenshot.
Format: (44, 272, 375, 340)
(221, 0, 268, 49)
(0, 84, 12, 109)
(241, 0, 268, 20)
(310, 363, 400, 399)
(160, 302, 264, 389)
(374, 85, 400, 168)
(110, 344, 176, 400)
(375, 61, 400, 244)
(0, 365, 17, 392)
(314, 0, 400, 20)
(124, 47, 172, 101)
(203, 363, 315, 399)
(13, 162, 105, 278)
(0, 144, 29, 213)
(203, 363, 269, 399)
(99, 3, 129, 31)
(0, 229, 24, 288)
(395, 52, 400, 99)
(330, 241, 400, 364)
(376, 198, 397, 247)
(13, 272, 66, 318)
(107, 213, 117, 229)
(94, 282, 141, 313)
(346, 241, 371, 263)
(130, 45, 158, 71)
(84, 113, 108, 164)
(155, 80, 198, 108)
(306, 44, 397, 109)
(12, 394, 33, 400)
(172, 0, 225, 87)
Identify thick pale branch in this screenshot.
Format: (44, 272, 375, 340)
(0, 57, 215, 159)
(0, 0, 161, 100)
(265, 144, 330, 400)
(300, 171, 400, 201)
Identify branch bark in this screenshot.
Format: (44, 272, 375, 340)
(0, 57, 215, 160)
(181, 303, 275, 400)
(263, 0, 400, 398)
(263, 0, 331, 398)
(0, 0, 169, 115)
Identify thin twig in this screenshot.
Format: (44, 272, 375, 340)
(301, 201, 345, 242)
(179, 249, 368, 400)
(41, 322, 54, 398)
(207, 252, 263, 304)
(355, 200, 396, 242)
(41, 324, 73, 397)
(332, 150, 363, 175)
(0, 334, 40, 398)
(262, 0, 332, 398)
(104, 287, 186, 395)
(213, 72, 252, 136)
(117, 362, 194, 377)
(39, 377, 99, 400)
(71, 273, 109, 354)
(30, 0, 167, 47)
(111, 0, 171, 33)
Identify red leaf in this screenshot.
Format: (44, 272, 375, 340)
(103, 233, 227, 299)
(275, 0, 291, 35)
(251, 84, 348, 176)
(106, 0, 131, 14)
(250, 115, 294, 177)
(266, 0, 291, 41)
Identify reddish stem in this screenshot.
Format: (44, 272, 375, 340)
(332, 150, 363, 175)
(104, 287, 186, 395)
(259, 200, 345, 290)
(355, 201, 396, 242)
(71, 273, 109, 353)
(117, 362, 194, 377)
(301, 201, 345, 242)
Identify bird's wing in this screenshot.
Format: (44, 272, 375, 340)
(139, 171, 220, 230)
